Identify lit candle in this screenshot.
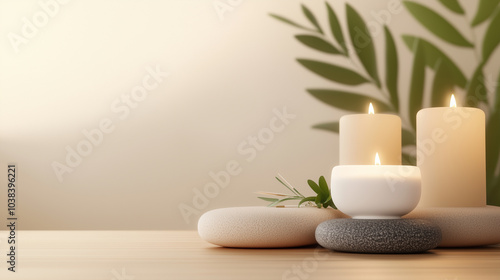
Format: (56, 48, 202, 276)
(416, 94, 486, 207)
(331, 153, 421, 219)
(339, 103, 401, 165)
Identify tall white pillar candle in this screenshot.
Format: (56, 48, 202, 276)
(339, 104, 401, 165)
(416, 98, 486, 207)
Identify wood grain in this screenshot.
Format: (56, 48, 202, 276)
(1, 231, 499, 280)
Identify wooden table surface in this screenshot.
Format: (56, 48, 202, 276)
(1, 231, 500, 280)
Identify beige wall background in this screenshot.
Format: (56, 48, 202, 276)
(0, 0, 493, 229)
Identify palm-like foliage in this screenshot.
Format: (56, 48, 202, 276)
(270, 0, 500, 206)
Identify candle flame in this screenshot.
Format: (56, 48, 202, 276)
(368, 103, 375, 114)
(450, 94, 457, 108)
(374, 153, 381, 165)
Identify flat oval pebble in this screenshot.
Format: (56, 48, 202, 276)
(404, 206, 500, 247)
(198, 206, 347, 248)
(316, 218, 442, 254)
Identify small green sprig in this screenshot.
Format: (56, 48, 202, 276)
(256, 174, 336, 209)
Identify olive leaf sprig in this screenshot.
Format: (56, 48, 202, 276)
(256, 174, 336, 209)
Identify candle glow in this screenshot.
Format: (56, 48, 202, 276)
(450, 94, 457, 108)
(368, 103, 375, 114)
(374, 153, 381, 165)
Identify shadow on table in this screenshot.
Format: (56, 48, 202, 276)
(204, 243, 500, 261)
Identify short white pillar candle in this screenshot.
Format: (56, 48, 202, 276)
(340, 104, 401, 165)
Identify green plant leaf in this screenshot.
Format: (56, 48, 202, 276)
(292, 188, 304, 197)
(496, 79, 500, 111)
(297, 59, 369, 85)
(402, 152, 417, 165)
(261, 175, 337, 209)
(327, 198, 337, 209)
(485, 71, 500, 195)
(295, 35, 341, 54)
(322, 196, 331, 208)
(318, 176, 330, 197)
(465, 63, 488, 107)
(486, 71, 500, 201)
(269, 14, 317, 32)
(307, 89, 393, 113)
(312, 122, 339, 133)
(322, 195, 336, 209)
(487, 178, 500, 206)
(298, 196, 316, 207)
(268, 196, 303, 207)
(438, 0, 464, 14)
(486, 110, 500, 191)
(275, 176, 300, 196)
(258, 197, 279, 203)
(346, 4, 381, 88)
(315, 194, 323, 208)
(431, 60, 455, 107)
(402, 128, 416, 147)
(307, 179, 322, 195)
(326, 2, 347, 54)
(482, 9, 500, 62)
(384, 26, 399, 112)
(302, 4, 323, 34)
(402, 35, 466, 88)
(471, 0, 500, 27)
(403, 1, 473, 47)
(408, 39, 426, 130)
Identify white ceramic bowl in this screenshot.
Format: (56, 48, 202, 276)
(331, 165, 421, 219)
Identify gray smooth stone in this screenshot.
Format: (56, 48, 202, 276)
(316, 218, 442, 254)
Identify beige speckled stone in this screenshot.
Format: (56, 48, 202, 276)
(198, 206, 347, 248)
(404, 206, 500, 247)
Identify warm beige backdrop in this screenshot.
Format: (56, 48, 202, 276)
(0, 0, 491, 229)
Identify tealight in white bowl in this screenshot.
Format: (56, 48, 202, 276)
(331, 165, 421, 219)
(317, 165, 441, 253)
